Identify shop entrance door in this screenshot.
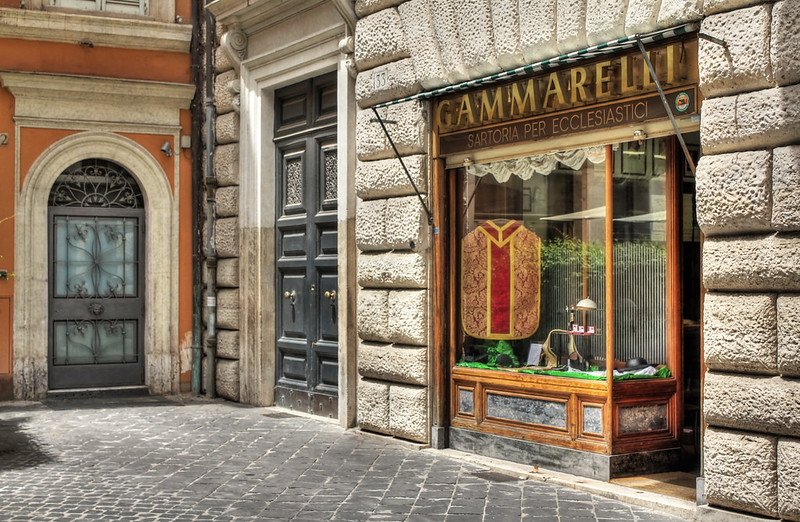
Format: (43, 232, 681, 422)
(48, 160, 145, 390)
(274, 73, 339, 417)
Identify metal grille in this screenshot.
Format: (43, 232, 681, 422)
(285, 157, 303, 206)
(49, 159, 143, 209)
(52, 216, 139, 299)
(613, 242, 667, 365)
(52, 319, 138, 366)
(323, 149, 338, 201)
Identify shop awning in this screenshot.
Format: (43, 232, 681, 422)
(371, 23, 699, 109)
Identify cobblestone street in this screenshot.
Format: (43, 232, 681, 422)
(0, 397, 684, 521)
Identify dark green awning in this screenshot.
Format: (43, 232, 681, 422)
(372, 23, 698, 109)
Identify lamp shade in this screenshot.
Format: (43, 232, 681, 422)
(575, 297, 597, 311)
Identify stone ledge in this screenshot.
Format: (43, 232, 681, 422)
(704, 293, 778, 375)
(699, 4, 773, 99)
(704, 235, 800, 292)
(701, 84, 800, 155)
(0, 7, 192, 52)
(705, 372, 800, 437)
(696, 150, 772, 236)
(704, 426, 778, 518)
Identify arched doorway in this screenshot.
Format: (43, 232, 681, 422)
(47, 159, 146, 389)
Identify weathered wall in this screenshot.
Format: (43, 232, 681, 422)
(353, 0, 800, 518)
(208, 40, 242, 402)
(351, 0, 703, 446)
(697, 1, 800, 519)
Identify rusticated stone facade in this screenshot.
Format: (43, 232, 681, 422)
(353, 0, 800, 518)
(208, 40, 242, 402)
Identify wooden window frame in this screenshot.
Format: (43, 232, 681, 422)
(433, 135, 685, 455)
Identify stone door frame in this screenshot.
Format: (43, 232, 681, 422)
(14, 131, 179, 398)
(237, 23, 357, 426)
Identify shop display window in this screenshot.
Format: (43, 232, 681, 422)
(456, 138, 670, 380)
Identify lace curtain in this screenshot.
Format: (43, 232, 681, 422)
(465, 146, 606, 183)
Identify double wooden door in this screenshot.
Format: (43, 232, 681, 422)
(274, 74, 339, 417)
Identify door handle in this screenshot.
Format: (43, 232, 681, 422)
(323, 290, 336, 301)
(283, 290, 296, 305)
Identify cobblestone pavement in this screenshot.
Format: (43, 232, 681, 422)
(0, 397, 684, 521)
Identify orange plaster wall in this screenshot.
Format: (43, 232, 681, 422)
(176, 0, 191, 27)
(0, 89, 14, 390)
(0, 38, 191, 84)
(11, 125, 194, 389)
(18, 128, 77, 190)
(178, 108, 193, 388)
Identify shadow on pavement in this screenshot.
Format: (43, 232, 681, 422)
(0, 415, 54, 471)
(41, 395, 185, 411)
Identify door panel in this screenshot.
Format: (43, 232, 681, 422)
(275, 73, 339, 417)
(49, 208, 144, 389)
(279, 273, 306, 339)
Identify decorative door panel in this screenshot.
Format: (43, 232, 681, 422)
(317, 273, 338, 343)
(275, 73, 339, 417)
(48, 160, 145, 390)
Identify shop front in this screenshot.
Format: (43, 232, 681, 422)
(430, 35, 702, 481)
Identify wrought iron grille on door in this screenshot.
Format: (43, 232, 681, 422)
(48, 159, 145, 389)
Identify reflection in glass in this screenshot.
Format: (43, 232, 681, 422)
(53, 217, 138, 298)
(53, 320, 138, 365)
(613, 138, 667, 365)
(461, 147, 607, 366)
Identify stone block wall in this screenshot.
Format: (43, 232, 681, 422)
(354, 0, 800, 518)
(351, 0, 703, 445)
(696, 1, 800, 519)
(354, 101, 431, 443)
(208, 42, 241, 402)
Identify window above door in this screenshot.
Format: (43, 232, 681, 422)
(50, 0, 149, 16)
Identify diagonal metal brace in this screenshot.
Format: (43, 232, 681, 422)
(371, 107, 435, 226)
(636, 38, 697, 176)
(698, 32, 727, 48)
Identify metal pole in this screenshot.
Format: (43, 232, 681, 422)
(370, 107, 434, 226)
(636, 38, 696, 176)
(190, 0, 204, 395)
(204, 9, 218, 398)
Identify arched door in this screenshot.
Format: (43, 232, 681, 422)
(47, 159, 145, 389)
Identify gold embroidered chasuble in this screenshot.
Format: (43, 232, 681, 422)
(461, 220, 541, 340)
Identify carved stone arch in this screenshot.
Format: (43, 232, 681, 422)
(14, 131, 179, 399)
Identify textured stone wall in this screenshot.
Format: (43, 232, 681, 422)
(209, 42, 241, 402)
(354, 0, 800, 517)
(352, 0, 702, 445)
(696, 1, 800, 519)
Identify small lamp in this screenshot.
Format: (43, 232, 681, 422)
(574, 297, 597, 334)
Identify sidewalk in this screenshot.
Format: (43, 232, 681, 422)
(0, 396, 686, 521)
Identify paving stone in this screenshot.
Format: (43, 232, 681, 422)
(0, 397, 684, 521)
